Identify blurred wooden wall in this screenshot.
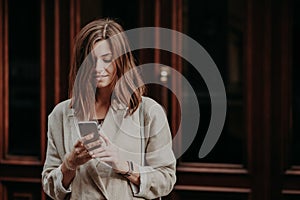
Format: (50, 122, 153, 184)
(0, 0, 299, 199)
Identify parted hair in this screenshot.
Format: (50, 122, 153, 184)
(69, 18, 145, 121)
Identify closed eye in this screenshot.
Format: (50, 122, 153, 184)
(101, 53, 112, 63)
(103, 58, 112, 63)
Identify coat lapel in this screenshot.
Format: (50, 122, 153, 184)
(66, 108, 80, 152)
(85, 160, 110, 199)
(102, 106, 142, 163)
(65, 103, 142, 199)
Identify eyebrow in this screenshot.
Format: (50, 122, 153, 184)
(100, 52, 112, 57)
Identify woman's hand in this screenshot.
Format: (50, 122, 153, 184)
(89, 133, 129, 174)
(64, 140, 92, 170)
(61, 140, 91, 189)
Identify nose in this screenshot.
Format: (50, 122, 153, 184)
(95, 59, 108, 72)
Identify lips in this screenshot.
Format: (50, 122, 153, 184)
(94, 74, 108, 81)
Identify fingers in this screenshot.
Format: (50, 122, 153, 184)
(71, 134, 115, 164)
(85, 140, 102, 150)
(75, 147, 85, 155)
(91, 152, 114, 163)
(97, 157, 113, 163)
(89, 146, 105, 157)
(72, 148, 92, 165)
(81, 133, 94, 143)
(70, 139, 92, 165)
(74, 142, 86, 154)
(74, 147, 82, 155)
(99, 133, 110, 146)
(74, 139, 83, 148)
(77, 149, 91, 159)
(89, 146, 116, 163)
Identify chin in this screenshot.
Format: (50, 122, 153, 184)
(97, 84, 107, 88)
(97, 82, 111, 89)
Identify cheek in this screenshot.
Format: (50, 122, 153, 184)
(108, 64, 117, 76)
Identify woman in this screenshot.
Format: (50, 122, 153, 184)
(42, 18, 176, 200)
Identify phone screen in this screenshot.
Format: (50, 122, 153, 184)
(78, 121, 102, 151)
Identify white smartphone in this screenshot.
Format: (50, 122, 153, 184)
(78, 121, 102, 151)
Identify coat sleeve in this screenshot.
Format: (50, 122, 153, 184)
(131, 99, 176, 199)
(42, 113, 71, 200)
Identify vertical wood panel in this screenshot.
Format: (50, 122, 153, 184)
(271, 0, 292, 199)
(70, 0, 81, 44)
(245, 0, 254, 171)
(54, 0, 60, 104)
(282, 0, 300, 194)
(3, 0, 9, 162)
(69, 0, 81, 100)
(40, 0, 47, 164)
(245, 0, 273, 199)
(171, 0, 182, 140)
(154, 0, 164, 106)
(0, 0, 3, 163)
(280, 0, 292, 171)
(2, 0, 41, 164)
(262, 0, 272, 199)
(154, 0, 160, 65)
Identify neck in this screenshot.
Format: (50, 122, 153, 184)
(95, 86, 112, 104)
(94, 86, 112, 119)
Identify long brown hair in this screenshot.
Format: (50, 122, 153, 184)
(69, 18, 145, 120)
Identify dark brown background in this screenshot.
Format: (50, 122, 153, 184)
(0, 0, 299, 199)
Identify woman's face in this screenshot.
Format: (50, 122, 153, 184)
(93, 40, 116, 89)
